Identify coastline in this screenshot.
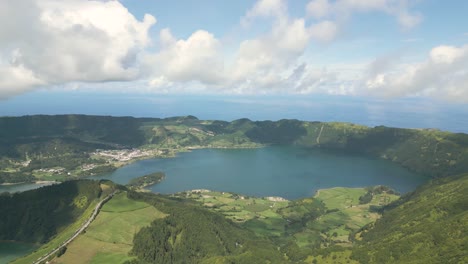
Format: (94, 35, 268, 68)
(1, 143, 265, 187)
(0, 182, 27, 186)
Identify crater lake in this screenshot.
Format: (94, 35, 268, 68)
(93, 146, 428, 200)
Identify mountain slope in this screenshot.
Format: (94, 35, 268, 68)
(351, 173, 468, 263)
(127, 191, 285, 264)
(0, 180, 102, 243)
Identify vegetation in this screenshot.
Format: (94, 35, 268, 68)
(351, 173, 468, 263)
(295, 122, 468, 177)
(10, 183, 110, 264)
(1, 115, 468, 263)
(2, 115, 468, 183)
(126, 172, 165, 189)
(5, 174, 467, 263)
(0, 115, 468, 183)
(173, 187, 400, 255)
(0, 180, 101, 243)
(53, 192, 165, 264)
(127, 191, 286, 263)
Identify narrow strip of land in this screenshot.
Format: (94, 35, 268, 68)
(32, 191, 118, 264)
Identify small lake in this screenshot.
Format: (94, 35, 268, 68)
(0, 182, 55, 194)
(0, 241, 38, 264)
(93, 146, 429, 200)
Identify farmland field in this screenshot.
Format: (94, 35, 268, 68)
(53, 192, 165, 264)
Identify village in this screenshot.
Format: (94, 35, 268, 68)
(92, 148, 162, 162)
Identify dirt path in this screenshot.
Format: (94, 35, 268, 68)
(316, 125, 324, 144)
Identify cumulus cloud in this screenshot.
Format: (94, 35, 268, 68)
(242, 0, 287, 25)
(0, 0, 155, 99)
(309, 20, 339, 43)
(5, 0, 461, 103)
(230, 18, 311, 87)
(145, 0, 324, 94)
(364, 44, 468, 101)
(145, 29, 224, 87)
(0, 65, 45, 99)
(306, 0, 332, 19)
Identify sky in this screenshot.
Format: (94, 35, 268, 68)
(0, 0, 467, 131)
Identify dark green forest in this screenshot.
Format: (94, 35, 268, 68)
(126, 191, 285, 264)
(126, 172, 165, 189)
(0, 180, 101, 243)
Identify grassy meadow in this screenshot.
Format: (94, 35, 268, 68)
(52, 192, 165, 264)
(175, 186, 400, 249)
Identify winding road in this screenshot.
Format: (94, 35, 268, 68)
(32, 190, 118, 264)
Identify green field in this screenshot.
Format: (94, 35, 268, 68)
(177, 186, 400, 249)
(174, 191, 289, 232)
(54, 192, 166, 264)
(313, 187, 400, 245)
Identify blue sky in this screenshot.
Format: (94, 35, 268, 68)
(0, 0, 467, 130)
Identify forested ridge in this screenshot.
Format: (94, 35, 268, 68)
(126, 191, 285, 263)
(351, 173, 468, 263)
(0, 180, 101, 243)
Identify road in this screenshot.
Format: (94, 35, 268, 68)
(32, 190, 118, 264)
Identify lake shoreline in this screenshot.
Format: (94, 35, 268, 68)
(0, 180, 58, 186)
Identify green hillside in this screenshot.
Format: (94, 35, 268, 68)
(52, 192, 165, 264)
(351, 173, 468, 264)
(126, 191, 285, 264)
(0, 180, 102, 243)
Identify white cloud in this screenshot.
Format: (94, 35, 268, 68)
(145, 29, 224, 85)
(4, 0, 461, 103)
(242, 0, 287, 24)
(0, 65, 45, 99)
(309, 20, 339, 43)
(429, 45, 464, 64)
(396, 10, 422, 30)
(0, 0, 155, 99)
(230, 18, 310, 83)
(363, 44, 468, 101)
(307, 0, 331, 19)
(145, 1, 321, 94)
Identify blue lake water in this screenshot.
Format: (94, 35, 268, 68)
(0, 182, 55, 195)
(0, 241, 38, 264)
(92, 146, 429, 200)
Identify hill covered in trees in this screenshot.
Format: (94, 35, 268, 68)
(127, 192, 285, 263)
(351, 173, 468, 263)
(0, 180, 102, 243)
